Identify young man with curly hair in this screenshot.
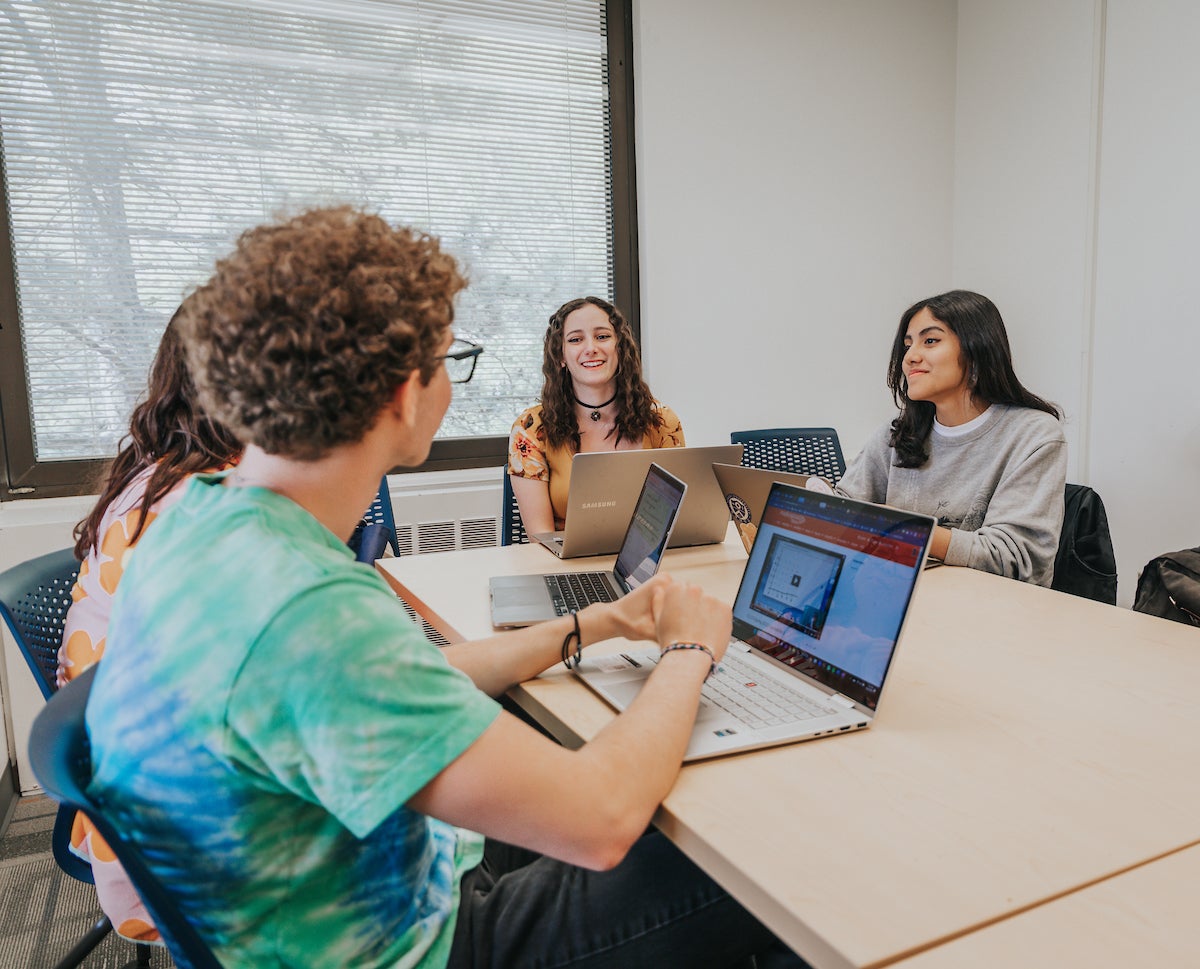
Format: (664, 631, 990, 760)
(84, 207, 805, 968)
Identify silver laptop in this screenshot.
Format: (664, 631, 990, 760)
(576, 482, 934, 760)
(490, 463, 686, 627)
(532, 444, 742, 558)
(711, 462, 833, 554)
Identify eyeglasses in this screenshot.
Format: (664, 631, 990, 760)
(440, 338, 484, 384)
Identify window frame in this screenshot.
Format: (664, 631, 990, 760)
(0, 0, 639, 499)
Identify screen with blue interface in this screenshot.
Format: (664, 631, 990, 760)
(614, 464, 685, 590)
(731, 483, 932, 709)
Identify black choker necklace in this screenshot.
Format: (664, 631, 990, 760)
(575, 392, 617, 422)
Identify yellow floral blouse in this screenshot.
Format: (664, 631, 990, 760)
(508, 402, 685, 528)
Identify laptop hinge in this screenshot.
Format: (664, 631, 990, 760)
(829, 693, 856, 709)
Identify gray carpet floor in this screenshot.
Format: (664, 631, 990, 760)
(0, 796, 173, 969)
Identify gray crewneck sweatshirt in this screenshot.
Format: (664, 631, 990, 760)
(836, 405, 1067, 586)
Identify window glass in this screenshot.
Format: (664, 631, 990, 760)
(0, 0, 618, 469)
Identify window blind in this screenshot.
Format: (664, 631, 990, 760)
(0, 0, 614, 462)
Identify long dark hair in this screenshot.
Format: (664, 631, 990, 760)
(887, 290, 1060, 468)
(539, 296, 662, 451)
(73, 310, 243, 559)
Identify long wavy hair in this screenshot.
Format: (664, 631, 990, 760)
(539, 296, 663, 451)
(887, 290, 1060, 468)
(74, 311, 243, 559)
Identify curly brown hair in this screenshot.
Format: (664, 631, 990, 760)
(177, 206, 467, 460)
(539, 296, 662, 451)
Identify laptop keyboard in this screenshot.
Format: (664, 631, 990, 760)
(702, 651, 838, 728)
(545, 572, 617, 615)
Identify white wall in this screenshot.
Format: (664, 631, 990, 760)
(952, 0, 1200, 601)
(1089, 0, 1200, 600)
(633, 0, 958, 457)
(952, 0, 1101, 481)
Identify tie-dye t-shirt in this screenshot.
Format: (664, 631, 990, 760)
(85, 474, 500, 968)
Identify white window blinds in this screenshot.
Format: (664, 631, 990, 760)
(0, 0, 614, 461)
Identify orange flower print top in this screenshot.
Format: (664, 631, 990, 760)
(57, 463, 209, 944)
(58, 465, 193, 688)
(508, 402, 685, 529)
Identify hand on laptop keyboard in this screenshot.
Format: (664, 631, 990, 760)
(652, 578, 732, 667)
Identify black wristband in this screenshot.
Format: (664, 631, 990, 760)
(561, 611, 583, 670)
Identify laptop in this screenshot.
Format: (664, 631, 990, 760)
(576, 482, 934, 760)
(490, 463, 686, 627)
(713, 462, 944, 568)
(711, 462, 834, 554)
(532, 444, 742, 558)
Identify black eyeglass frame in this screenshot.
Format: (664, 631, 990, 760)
(440, 338, 484, 384)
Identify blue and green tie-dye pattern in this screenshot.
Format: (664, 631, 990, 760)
(85, 474, 500, 967)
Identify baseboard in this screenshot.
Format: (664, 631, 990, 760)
(0, 761, 16, 841)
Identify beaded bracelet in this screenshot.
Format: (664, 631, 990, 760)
(561, 611, 583, 670)
(660, 641, 716, 681)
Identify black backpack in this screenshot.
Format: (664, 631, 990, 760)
(1132, 549, 1200, 627)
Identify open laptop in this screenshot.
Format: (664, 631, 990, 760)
(532, 444, 742, 558)
(576, 482, 934, 760)
(712, 462, 833, 554)
(713, 462, 943, 568)
(490, 463, 686, 627)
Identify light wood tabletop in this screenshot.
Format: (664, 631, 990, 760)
(888, 841, 1200, 968)
(376, 530, 1200, 969)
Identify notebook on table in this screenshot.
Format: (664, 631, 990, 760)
(712, 462, 944, 569)
(490, 463, 686, 627)
(575, 482, 934, 760)
(531, 444, 742, 558)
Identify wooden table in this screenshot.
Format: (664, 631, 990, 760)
(377, 531, 1200, 969)
(889, 842, 1200, 968)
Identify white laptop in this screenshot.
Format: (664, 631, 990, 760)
(575, 482, 934, 760)
(490, 463, 686, 627)
(532, 444, 742, 558)
(713, 462, 943, 569)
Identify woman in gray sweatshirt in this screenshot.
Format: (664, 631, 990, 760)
(836, 290, 1066, 586)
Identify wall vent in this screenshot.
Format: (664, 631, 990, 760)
(396, 516, 500, 555)
(461, 517, 499, 549)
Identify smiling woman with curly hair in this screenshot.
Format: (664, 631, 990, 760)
(508, 296, 685, 534)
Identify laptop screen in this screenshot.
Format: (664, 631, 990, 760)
(612, 463, 687, 592)
(731, 483, 932, 710)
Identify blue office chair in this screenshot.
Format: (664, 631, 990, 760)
(501, 471, 529, 546)
(350, 476, 403, 562)
(730, 427, 847, 483)
(0, 548, 154, 968)
(29, 665, 223, 969)
(0, 547, 80, 701)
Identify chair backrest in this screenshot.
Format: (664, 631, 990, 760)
(0, 546, 80, 700)
(1052, 483, 1117, 604)
(501, 471, 529, 546)
(29, 665, 224, 969)
(730, 427, 847, 483)
(350, 477, 402, 561)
